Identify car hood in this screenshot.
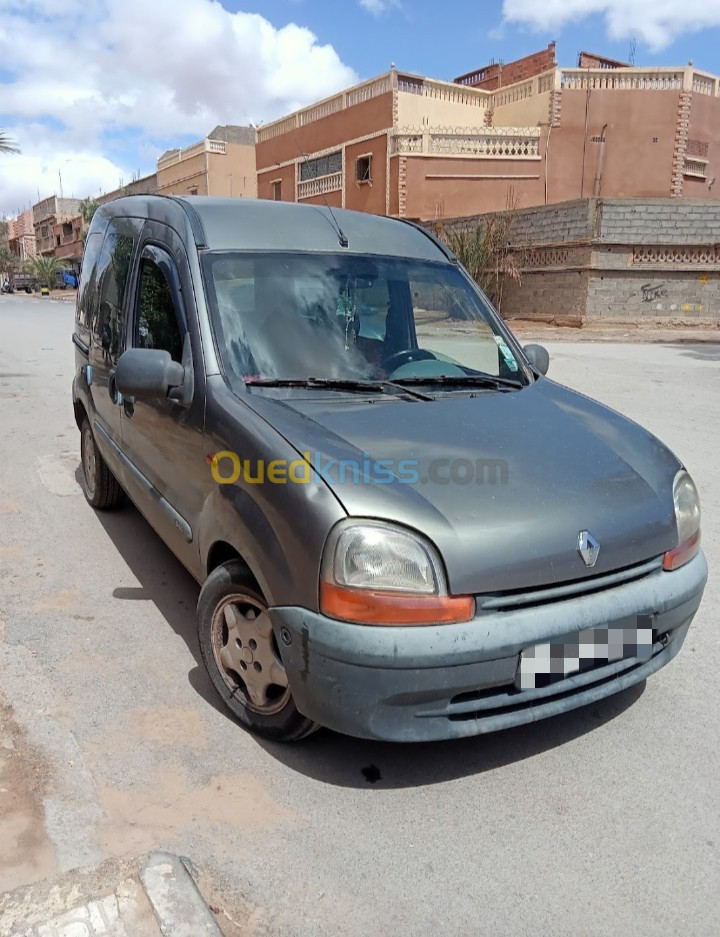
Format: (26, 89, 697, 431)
(242, 380, 681, 594)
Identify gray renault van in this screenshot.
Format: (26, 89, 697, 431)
(72, 195, 707, 742)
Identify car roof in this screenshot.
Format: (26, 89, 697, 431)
(95, 195, 453, 262)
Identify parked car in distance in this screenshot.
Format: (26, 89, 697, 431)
(12, 271, 39, 293)
(72, 196, 707, 743)
(59, 268, 78, 289)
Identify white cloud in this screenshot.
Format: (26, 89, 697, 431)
(0, 128, 129, 217)
(0, 0, 358, 214)
(359, 0, 399, 15)
(502, 0, 720, 50)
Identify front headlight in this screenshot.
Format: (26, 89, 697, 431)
(663, 470, 701, 571)
(320, 520, 474, 625)
(325, 521, 441, 593)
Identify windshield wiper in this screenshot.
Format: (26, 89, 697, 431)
(245, 377, 435, 400)
(246, 377, 386, 392)
(392, 373, 523, 391)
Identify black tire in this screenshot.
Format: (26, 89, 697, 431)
(198, 560, 318, 742)
(80, 417, 124, 509)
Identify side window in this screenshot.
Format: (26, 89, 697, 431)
(95, 232, 135, 365)
(76, 231, 104, 332)
(135, 257, 184, 362)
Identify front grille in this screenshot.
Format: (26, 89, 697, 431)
(475, 555, 663, 613)
(445, 636, 669, 722)
(447, 660, 647, 721)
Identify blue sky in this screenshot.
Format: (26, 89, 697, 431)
(1, 0, 719, 216)
(248, 0, 719, 82)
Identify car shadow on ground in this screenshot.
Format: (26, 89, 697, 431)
(85, 470, 648, 789)
(668, 342, 720, 361)
(258, 681, 645, 789)
(80, 474, 220, 714)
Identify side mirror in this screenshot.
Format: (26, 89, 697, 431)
(115, 349, 185, 402)
(523, 343, 550, 376)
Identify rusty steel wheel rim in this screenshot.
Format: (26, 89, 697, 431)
(210, 594, 291, 715)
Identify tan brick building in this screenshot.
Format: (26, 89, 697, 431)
(32, 196, 82, 257)
(255, 51, 720, 222)
(157, 125, 256, 198)
(7, 209, 37, 261)
(97, 172, 158, 206)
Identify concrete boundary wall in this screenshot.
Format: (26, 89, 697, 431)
(436, 198, 720, 320)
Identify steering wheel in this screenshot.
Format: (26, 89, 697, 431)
(381, 348, 436, 373)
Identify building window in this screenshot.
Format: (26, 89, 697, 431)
(298, 151, 342, 182)
(683, 158, 708, 179)
(62, 222, 73, 236)
(188, 186, 198, 195)
(356, 154, 372, 184)
(271, 180, 282, 201)
(41, 225, 48, 239)
(56, 235, 61, 246)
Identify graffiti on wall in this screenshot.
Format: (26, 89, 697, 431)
(641, 283, 668, 303)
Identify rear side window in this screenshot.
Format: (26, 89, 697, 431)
(95, 233, 135, 366)
(76, 231, 104, 333)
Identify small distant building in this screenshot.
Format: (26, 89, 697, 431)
(454, 42, 557, 90)
(157, 125, 256, 198)
(7, 209, 36, 261)
(53, 214, 85, 273)
(96, 172, 158, 206)
(577, 51, 630, 70)
(32, 196, 82, 257)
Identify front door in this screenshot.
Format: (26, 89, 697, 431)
(119, 223, 206, 576)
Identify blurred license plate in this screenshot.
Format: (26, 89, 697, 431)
(517, 625, 654, 691)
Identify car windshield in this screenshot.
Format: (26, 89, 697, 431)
(202, 251, 528, 389)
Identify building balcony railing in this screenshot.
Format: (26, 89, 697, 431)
(259, 74, 395, 142)
(255, 62, 720, 147)
(297, 172, 343, 200)
(560, 66, 720, 95)
(55, 242, 82, 259)
(158, 138, 226, 170)
(397, 75, 489, 109)
(390, 128, 542, 159)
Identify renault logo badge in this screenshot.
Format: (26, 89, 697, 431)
(578, 531, 600, 567)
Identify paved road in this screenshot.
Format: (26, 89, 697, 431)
(1, 294, 718, 937)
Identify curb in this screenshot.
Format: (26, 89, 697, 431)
(140, 853, 225, 937)
(0, 853, 226, 937)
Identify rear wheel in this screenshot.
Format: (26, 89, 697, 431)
(198, 560, 318, 741)
(80, 418, 124, 509)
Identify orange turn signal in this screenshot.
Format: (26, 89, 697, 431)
(663, 529, 701, 571)
(320, 580, 475, 626)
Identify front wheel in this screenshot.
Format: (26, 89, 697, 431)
(198, 561, 318, 741)
(80, 418, 124, 509)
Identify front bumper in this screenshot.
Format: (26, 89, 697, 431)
(269, 551, 708, 742)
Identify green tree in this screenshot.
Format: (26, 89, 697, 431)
(79, 197, 100, 227)
(435, 213, 521, 312)
(0, 247, 14, 278)
(30, 254, 62, 288)
(0, 130, 20, 154)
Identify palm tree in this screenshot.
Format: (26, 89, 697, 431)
(0, 130, 20, 154)
(30, 254, 62, 288)
(79, 197, 99, 226)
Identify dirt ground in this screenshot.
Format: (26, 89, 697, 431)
(0, 698, 56, 894)
(509, 316, 720, 344)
